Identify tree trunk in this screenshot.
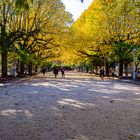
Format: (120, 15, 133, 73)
(35, 66, 38, 72)
(28, 62, 32, 75)
(119, 61, 123, 77)
(1, 3, 7, 77)
(1, 50, 8, 77)
(106, 61, 109, 75)
(20, 62, 25, 75)
(124, 63, 128, 78)
(136, 62, 139, 72)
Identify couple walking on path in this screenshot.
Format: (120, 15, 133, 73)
(53, 67, 65, 78)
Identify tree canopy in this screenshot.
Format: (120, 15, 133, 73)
(63, 0, 140, 76)
(0, 0, 73, 76)
(0, 0, 140, 77)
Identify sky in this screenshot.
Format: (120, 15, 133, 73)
(61, 0, 93, 21)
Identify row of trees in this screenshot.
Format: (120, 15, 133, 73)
(0, 0, 73, 77)
(63, 0, 140, 77)
(1, 0, 140, 78)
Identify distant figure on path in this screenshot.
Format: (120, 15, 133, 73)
(111, 69, 115, 77)
(100, 68, 104, 80)
(12, 67, 17, 78)
(109, 68, 115, 78)
(53, 67, 58, 78)
(42, 68, 46, 75)
(61, 67, 65, 78)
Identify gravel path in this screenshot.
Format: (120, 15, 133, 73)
(0, 72, 140, 140)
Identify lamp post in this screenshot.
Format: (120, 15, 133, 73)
(133, 48, 136, 80)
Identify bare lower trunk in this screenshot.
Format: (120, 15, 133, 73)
(20, 62, 25, 75)
(119, 61, 123, 77)
(124, 63, 128, 78)
(1, 50, 8, 77)
(35, 66, 38, 72)
(28, 62, 32, 75)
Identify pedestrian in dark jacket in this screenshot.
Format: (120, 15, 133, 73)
(42, 68, 46, 75)
(61, 67, 65, 78)
(53, 67, 58, 78)
(100, 68, 104, 80)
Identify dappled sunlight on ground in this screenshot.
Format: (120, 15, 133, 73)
(135, 98, 140, 101)
(114, 98, 140, 105)
(112, 83, 139, 91)
(102, 96, 112, 99)
(0, 109, 33, 118)
(88, 88, 121, 94)
(67, 135, 89, 140)
(57, 98, 95, 109)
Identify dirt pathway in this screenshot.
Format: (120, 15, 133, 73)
(0, 72, 140, 140)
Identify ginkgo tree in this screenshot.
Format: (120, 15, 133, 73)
(69, 0, 140, 76)
(67, 0, 109, 73)
(15, 0, 73, 75)
(0, 0, 25, 77)
(0, 0, 73, 77)
(103, 0, 140, 76)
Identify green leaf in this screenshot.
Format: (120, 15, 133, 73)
(15, 0, 29, 10)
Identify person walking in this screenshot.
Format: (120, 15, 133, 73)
(100, 68, 104, 80)
(12, 67, 17, 79)
(53, 67, 58, 78)
(61, 67, 65, 78)
(42, 67, 46, 75)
